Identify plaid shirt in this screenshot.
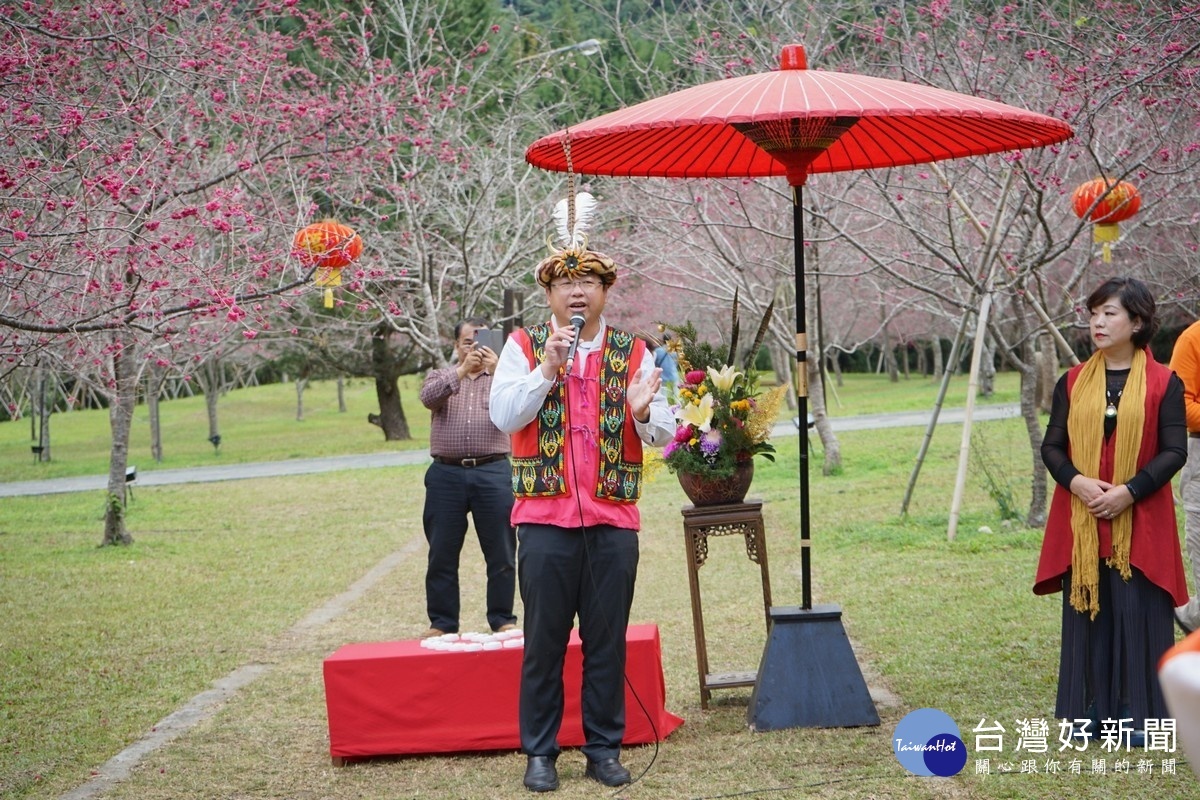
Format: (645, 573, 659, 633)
(420, 366, 510, 460)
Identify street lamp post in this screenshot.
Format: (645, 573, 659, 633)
(515, 38, 602, 64)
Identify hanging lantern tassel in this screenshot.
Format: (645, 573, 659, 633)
(1094, 222, 1119, 263)
(314, 266, 342, 308)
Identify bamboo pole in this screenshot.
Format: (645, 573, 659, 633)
(924, 166, 1014, 538)
(947, 291, 993, 540)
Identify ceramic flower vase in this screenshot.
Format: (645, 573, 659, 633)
(677, 459, 754, 507)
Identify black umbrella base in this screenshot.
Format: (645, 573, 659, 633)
(748, 604, 881, 730)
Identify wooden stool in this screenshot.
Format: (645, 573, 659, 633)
(681, 500, 772, 708)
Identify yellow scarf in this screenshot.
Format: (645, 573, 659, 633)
(1065, 349, 1146, 619)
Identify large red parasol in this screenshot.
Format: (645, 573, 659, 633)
(526, 44, 1072, 728)
(526, 44, 1071, 184)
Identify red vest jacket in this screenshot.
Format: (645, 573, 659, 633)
(509, 323, 647, 503)
(1034, 355, 1188, 605)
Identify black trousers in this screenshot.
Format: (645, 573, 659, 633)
(517, 523, 639, 761)
(422, 459, 516, 633)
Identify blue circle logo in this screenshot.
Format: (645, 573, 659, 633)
(892, 708, 967, 777)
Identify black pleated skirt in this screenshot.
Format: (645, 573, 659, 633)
(1057, 562, 1175, 728)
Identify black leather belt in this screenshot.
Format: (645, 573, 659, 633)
(433, 453, 508, 467)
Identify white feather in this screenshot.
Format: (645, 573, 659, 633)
(570, 192, 597, 248)
(553, 197, 572, 247)
(552, 192, 598, 249)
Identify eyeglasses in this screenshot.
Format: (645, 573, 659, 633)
(549, 278, 604, 292)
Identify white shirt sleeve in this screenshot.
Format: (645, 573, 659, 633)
(489, 334, 553, 434)
(634, 360, 677, 447)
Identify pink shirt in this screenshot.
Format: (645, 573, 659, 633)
(489, 317, 676, 531)
(510, 346, 642, 531)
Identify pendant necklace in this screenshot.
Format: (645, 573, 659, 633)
(1105, 387, 1122, 418)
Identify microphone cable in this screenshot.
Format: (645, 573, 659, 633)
(562, 332, 661, 792)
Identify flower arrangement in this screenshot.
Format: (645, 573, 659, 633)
(660, 295, 786, 479)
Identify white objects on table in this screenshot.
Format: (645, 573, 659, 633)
(418, 629, 524, 653)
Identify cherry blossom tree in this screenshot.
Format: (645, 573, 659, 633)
(259, 10, 611, 440)
(589, 1, 1200, 519)
(0, 1, 408, 544)
(817, 2, 1200, 523)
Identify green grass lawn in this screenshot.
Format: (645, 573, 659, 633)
(0, 370, 1019, 483)
(820, 369, 1021, 416)
(1, 369, 1193, 800)
(0, 376, 429, 482)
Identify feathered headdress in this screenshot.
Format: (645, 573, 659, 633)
(536, 189, 617, 288)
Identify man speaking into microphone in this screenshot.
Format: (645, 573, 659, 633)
(490, 192, 673, 793)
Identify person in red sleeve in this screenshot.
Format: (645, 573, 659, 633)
(1034, 276, 1188, 746)
(1169, 319, 1200, 634)
(490, 192, 673, 793)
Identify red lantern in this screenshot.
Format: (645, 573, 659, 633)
(293, 220, 364, 307)
(1071, 178, 1141, 263)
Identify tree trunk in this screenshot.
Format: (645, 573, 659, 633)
(1036, 331, 1056, 413)
(882, 317, 899, 382)
(769, 341, 796, 411)
(36, 389, 50, 461)
(102, 341, 136, 546)
(808, 355, 842, 475)
(370, 373, 410, 440)
(1, 374, 24, 422)
(34, 366, 51, 462)
(147, 367, 164, 463)
(932, 336, 944, 378)
(1019, 359, 1048, 526)
(198, 358, 223, 451)
(884, 347, 898, 382)
(205, 384, 220, 450)
(147, 385, 161, 463)
(368, 324, 411, 440)
(979, 335, 996, 397)
(337, 375, 347, 413)
(295, 376, 309, 421)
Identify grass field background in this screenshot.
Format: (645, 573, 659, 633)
(0, 371, 1019, 481)
(3, 369, 1195, 799)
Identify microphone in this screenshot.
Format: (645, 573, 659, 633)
(564, 314, 586, 371)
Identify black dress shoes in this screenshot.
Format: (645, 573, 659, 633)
(523, 756, 559, 792)
(585, 757, 631, 787)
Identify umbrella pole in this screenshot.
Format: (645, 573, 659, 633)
(793, 188, 812, 611)
(747, 183, 879, 731)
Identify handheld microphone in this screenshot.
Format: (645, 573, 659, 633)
(564, 314, 586, 371)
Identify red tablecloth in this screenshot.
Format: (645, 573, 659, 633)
(323, 623, 684, 759)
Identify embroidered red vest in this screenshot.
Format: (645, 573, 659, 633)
(510, 323, 646, 503)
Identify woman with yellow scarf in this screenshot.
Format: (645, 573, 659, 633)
(1035, 277, 1189, 746)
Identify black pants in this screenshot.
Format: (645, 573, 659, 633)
(517, 523, 639, 761)
(422, 459, 516, 633)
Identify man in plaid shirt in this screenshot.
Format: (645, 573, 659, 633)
(419, 317, 517, 639)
